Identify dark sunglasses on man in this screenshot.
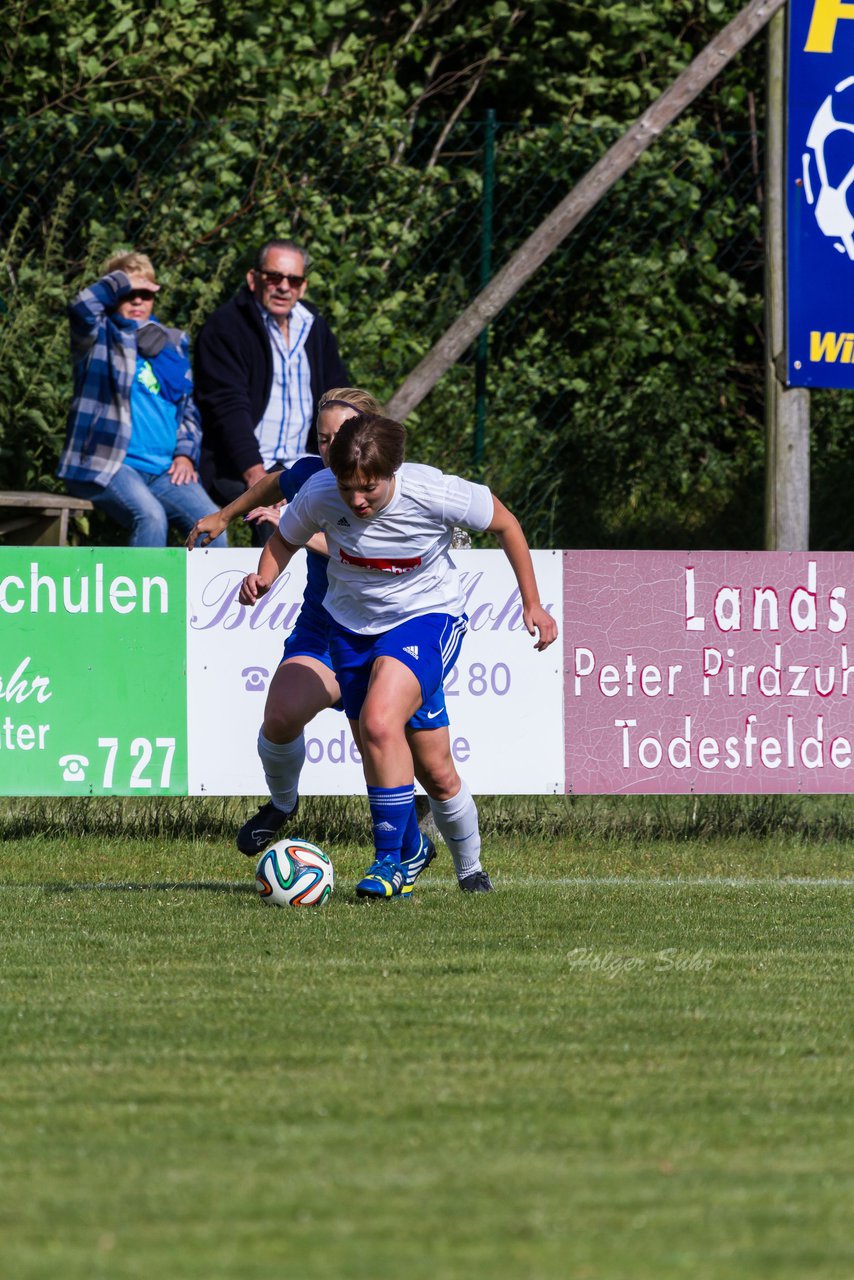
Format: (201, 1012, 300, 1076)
(256, 270, 306, 289)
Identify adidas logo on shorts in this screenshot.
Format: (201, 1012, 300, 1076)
(403, 645, 419, 659)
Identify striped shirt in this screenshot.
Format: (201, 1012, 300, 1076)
(255, 300, 315, 466)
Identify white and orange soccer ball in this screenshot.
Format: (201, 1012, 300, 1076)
(255, 838, 334, 907)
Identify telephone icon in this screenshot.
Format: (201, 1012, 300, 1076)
(59, 754, 89, 782)
(241, 665, 270, 692)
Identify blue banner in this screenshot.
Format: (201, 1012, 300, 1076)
(788, 0, 854, 387)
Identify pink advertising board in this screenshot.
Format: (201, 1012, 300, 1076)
(564, 551, 854, 794)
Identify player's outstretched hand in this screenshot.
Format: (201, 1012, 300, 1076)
(186, 511, 228, 549)
(525, 604, 558, 652)
(239, 573, 272, 606)
(244, 502, 285, 529)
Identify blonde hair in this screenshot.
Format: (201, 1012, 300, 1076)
(101, 250, 157, 283)
(318, 387, 382, 418)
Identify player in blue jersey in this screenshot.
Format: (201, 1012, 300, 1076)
(187, 390, 492, 893)
(239, 412, 558, 900)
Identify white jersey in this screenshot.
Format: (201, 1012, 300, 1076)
(279, 462, 495, 634)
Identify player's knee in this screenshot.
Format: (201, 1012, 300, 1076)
(263, 710, 304, 742)
(419, 761, 460, 801)
(359, 707, 403, 755)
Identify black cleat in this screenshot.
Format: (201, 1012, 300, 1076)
(458, 869, 494, 893)
(236, 798, 298, 857)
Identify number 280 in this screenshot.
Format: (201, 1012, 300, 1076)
(444, 663, 511, 697)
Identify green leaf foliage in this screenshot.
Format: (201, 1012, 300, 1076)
(2, 1, 850, 549)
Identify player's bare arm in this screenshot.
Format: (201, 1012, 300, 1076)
(186, 471, 285, 549)
(305, 532, 329, 557)
(239, 530, 303, 605)
(487, 497, 558, 652)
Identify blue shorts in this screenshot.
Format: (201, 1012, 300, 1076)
(410, 685, 449, 730)
(281, 600, 343, 713)
(282, 599, 335, 670)
(329, 613, 467, 724)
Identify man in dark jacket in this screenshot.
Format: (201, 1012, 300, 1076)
(194, 238, 348, 540)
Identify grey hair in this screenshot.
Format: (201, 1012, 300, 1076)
(255, 238, 311, 273)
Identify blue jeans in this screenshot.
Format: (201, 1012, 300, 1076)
(66, 464, 228, 548)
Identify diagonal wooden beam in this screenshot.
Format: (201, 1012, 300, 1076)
(387, 0, 788, 421)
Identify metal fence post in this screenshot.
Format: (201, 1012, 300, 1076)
(474, 108, 496, 470)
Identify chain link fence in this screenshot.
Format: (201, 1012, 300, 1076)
(1, 111, 767, 547)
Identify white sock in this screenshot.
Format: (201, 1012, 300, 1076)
(429, 779, 482, 879)
(257, 730, 305, 813)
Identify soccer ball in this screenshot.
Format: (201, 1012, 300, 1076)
(255, 838, 334, 907)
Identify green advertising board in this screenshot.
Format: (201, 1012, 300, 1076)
(0, 548, 187, 795)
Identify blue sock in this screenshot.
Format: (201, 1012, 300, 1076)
(400, 800, 422, 861)
(367, 784, 416, 864)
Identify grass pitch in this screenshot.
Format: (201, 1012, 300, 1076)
(1, 798, 853, 1279)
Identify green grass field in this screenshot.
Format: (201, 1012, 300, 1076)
(1, 797, 853, 1279)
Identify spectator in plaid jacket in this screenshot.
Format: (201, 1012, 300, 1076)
(57, 251, 226, 547)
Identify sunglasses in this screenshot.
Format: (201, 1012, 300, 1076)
(125, 289, 157, 302)
(256, 270, 306, 289)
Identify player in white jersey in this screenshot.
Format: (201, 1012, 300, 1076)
(188, 390, 486, 893)
(239, 413, 558, 900)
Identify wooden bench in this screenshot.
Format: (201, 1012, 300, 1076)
(0, 491, 94, 547)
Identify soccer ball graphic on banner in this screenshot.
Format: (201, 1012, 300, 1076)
(802, 76, 854, 260)
(255, 839, 334, 906)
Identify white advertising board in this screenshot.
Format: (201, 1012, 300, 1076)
(186, 548, 564, 795)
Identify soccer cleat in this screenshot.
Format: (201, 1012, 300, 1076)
(355, 856, 408, 899)
(236, 797, 299, 857)
(400, 834, 436, 888)
(458, 869, 494, 893)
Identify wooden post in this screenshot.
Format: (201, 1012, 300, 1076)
(764, 6, 810, 551)
(473, 108, 496, 472)
(387, 0, 787, 422)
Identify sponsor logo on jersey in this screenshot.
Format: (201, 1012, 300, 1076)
(339, 548, 422, 574)
(337, 516, 350, 526)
